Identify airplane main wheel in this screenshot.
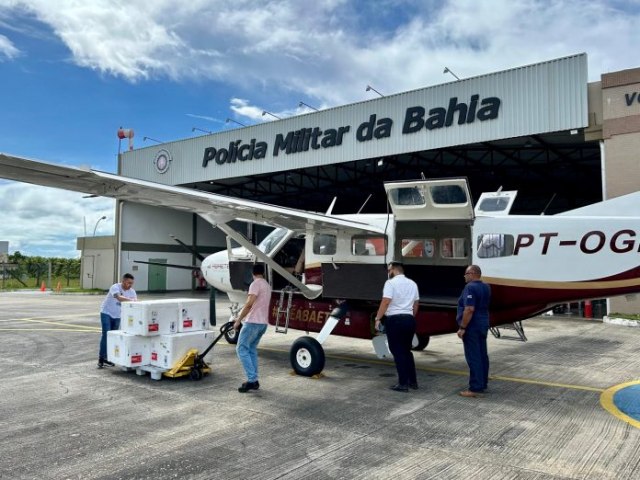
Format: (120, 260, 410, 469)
(224, 322, 240, 344)
(412, 335, 430, 351)
(290, 336, 325, 377)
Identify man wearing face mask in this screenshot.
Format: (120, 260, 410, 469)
(374, 262, 420, 392)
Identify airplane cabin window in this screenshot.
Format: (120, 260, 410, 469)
(313, 233, 337, 255)
(440, 238, 468, 258)
(478, 198, 508, 212)
(390, 187, 426, 206)
(476, 234, 515, 258)
(351, 235, 387, 256)
(401, 239, 435, 258)
(430, 185, 467, 205)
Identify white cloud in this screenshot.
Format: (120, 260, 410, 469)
(0, 182, 115, 258)
(0, 0, 638, 106)
(0, 33, 18, 58)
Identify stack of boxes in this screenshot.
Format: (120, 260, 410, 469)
(107, 299, 214, 370)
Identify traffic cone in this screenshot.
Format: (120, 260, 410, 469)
(40, 282, 46, 292)
(56, 281, 62, 292)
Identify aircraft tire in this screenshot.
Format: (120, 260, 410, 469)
(224, 322, 240, 344)
(412, 335, 430, 351)
(290, 336, 325, 377)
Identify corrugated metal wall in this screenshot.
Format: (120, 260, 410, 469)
(122, 54, 588, 185)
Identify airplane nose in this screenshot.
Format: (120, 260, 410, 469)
(201, 250, 230, 291)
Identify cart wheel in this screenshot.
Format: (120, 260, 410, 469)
(412, 335, 430, 351)
(224, 322, 240, 344)
(290, 336, 325, 377)
(190, 368, 203, 381)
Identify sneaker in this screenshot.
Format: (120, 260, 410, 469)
(409, 383, 419, 390)
(103, 360, 115, 367)
(238, 381, 260, 393)
(97, 359, 104, 369)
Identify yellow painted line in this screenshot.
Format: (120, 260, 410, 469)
(0, 312, 95, 323)
(0, 313, 101, 331)
(8, 318, 100, 331)
(600, 380, 640, 429)
(490, 374, 604, 393)
(259, 346, 605, 393)
(0, 328, 99, 333)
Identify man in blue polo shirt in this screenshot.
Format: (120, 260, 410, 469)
(456, 264, 491, 397)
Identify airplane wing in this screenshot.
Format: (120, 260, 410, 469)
(0, 153, 384, 235)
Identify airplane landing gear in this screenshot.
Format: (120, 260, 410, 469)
(224, 324, 240, 344)
(224, 303, 242, 344)
(290, 336, 325, 377)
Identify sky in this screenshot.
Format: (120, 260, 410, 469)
(0, 0, 639, 258)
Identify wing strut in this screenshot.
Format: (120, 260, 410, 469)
(216, 223, 322, 300)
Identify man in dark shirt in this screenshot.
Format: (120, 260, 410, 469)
(456, 264, 491, 397)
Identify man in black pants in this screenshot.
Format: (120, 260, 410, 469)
(374, 262, 420, 392)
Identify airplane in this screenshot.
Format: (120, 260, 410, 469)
(2, 152, 640, 377)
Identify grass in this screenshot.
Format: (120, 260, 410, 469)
(608, 312, 640, 321)
(0, 276, 82, 291)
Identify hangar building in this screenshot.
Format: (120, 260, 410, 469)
(103, 53, 640, 315)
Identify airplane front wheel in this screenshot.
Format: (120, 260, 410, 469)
(224, 321, 240, 344)
(290, 336, 325, 377)
(412, 334, 430, 351)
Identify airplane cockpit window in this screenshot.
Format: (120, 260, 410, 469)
(430, 185, 467, 205)
(401, 239, 435, 258)
(313, 233, 337, 255)
(351, 235, 387, 256)
(440, 238, 468, 258)
(390, 187, 426, 206)
(258, 228, 288, 255)
(477, 234, 515, 258)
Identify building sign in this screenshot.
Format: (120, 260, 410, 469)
(624, 92, 640, 106)
(202, 95, 501, 167)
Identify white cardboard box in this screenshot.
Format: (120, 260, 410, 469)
(121, 300, 180, 336)
(149, 331, 215, 369)
(178, 299, 210, 332)
(107, 331, 150, 367)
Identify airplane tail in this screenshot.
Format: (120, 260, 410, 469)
(557, 191, 640, 217)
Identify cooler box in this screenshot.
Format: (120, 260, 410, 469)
(107, 331, 150, 367)
(121, 300, 180, 336)
(149, 331, 215, 369)
(178, 299, 210, 332)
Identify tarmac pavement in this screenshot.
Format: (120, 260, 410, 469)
(1, 291, 639, 479)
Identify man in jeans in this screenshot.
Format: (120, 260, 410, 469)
(233, 264, 272, 393)
(98, 273, 137, 368)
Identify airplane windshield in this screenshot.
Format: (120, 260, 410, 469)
(258, 228, 288, 255)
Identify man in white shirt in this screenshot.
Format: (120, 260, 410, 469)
(98, 273, 137, 368)
(375, 262, 420, 392)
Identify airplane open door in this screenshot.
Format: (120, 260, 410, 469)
(384, 178, 474, 308)
(384, 178, 474, 221)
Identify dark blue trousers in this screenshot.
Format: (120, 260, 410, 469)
(385, 314, 417, 386)
(462, 328, 489, 392)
